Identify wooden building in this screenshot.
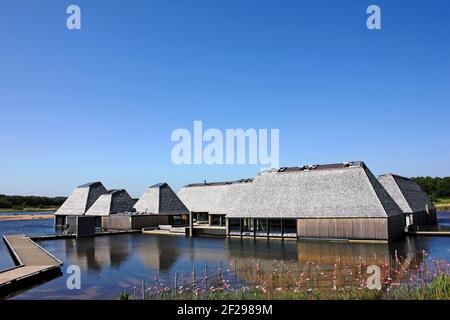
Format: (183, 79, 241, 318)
(102, 183, 189, 230)
(85, 189, 135, 228)
(378, 174, 437, 229)
(54, 181, 107, 227)
(180, 162, 406, 241)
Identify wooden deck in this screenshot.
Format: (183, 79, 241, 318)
(0, 235, 62, 297)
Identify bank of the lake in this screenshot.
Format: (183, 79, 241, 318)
(0, 208, 57, 213)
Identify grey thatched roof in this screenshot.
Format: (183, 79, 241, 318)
(178, 179, 253, 215)
(55, 181, 107, 216)
(180, 162, 403, 219)
(134, 183, 189, 215)
(85, 189, 135, 216)
(378, 174, 435, 213)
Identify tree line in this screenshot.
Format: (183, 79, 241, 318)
(412, 177, 450, 200)
(0, 194, 67, 210)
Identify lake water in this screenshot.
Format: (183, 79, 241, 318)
(1, 212, 449, 300)
(0, 211, 55, 216)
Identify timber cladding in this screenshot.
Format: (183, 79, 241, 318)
(297, 216, 405, 241)
(102, 215, 170, 230)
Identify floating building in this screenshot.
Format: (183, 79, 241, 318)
(85, 189, 135, 216)
(134, 183, 189, 215)
(102, 183, 189, 230)
(55, 161, 436, 240)
(178, 179, 253, 226)
(378, 174, 437, 229)
(180, 162, 408, 241)
(54, 182, 107, 227)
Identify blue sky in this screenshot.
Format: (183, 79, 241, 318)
(0, 0, 449, 197)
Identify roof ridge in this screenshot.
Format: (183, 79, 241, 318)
(362, 166, 402, 217)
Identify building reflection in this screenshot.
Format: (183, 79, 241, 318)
(136, 236, 180, 272)
(64, 235, 132, 272)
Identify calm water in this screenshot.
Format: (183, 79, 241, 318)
(0, 211, 55, 216)
(0, 212, 449, 300)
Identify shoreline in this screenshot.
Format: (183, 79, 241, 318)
(0, 208, 57, 213)
(0, 214, 54, 221)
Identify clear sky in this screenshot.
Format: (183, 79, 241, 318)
(0, 0, 449, 197)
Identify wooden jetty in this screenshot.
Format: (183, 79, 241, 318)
(0, 235, 63, 297)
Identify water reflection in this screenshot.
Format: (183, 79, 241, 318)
(137, 236, 180, 272)
(64, 236, 132, 272)
(5, 232, 450, 299)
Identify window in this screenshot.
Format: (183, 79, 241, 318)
(255, 219, 268, 236)
(211, 215, 225, 226)
(268, 219, 282, 236)
(282, 219, 297, 237)
(242, 218, 254, 234)
(228, 218, 241, 235)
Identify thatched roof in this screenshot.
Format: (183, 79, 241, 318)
(85, 189, 135, 216)
(178, 179, 253, 215)
(378, 174, 435, 213)
(134, 183, 189, 215)
(55, 181, 107, 216)
(180, 162, 403, 219)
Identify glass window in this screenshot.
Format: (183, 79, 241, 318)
(228, 218, 241, 235)
(268, 219, 282, 236)
(242, 218, 254, 233)
(282, 219, 297, 237)
(255, 219, 268, 236)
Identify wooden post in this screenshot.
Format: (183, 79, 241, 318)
(174, 271, 178, 293)
(189, 211, 193, 237)
(133, 286, 137, 300)
(234, 257, 237, 280)
(141, 280, 145, 300)
(192, 266, 196, 290)
(257, 259, 261, 277)
(204, 263, 208, 292)
(219, 261, 223, 282)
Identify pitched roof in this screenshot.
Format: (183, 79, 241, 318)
(178, 179, 253, 214)
(179, 162, 403, 219)
(378, 174, 435, 213)
(134, 183, 189, 215)
(85, 189, 135, 216)
(55, 182, 107, 216)
(77, 181, 104, 188)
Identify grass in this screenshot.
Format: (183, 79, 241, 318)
(434, 198, 450, 210)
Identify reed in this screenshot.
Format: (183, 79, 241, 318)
(118, 253, 450, 300)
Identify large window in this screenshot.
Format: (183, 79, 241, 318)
(211, 214, 226, 226)
(282, 219, 297, 237)
(255, 219, 268, 236)
(194, 212, 208, 223)
(242, 218, 254, 235)
(268, 219, 282, 236)
(228, 218, 241, 235)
